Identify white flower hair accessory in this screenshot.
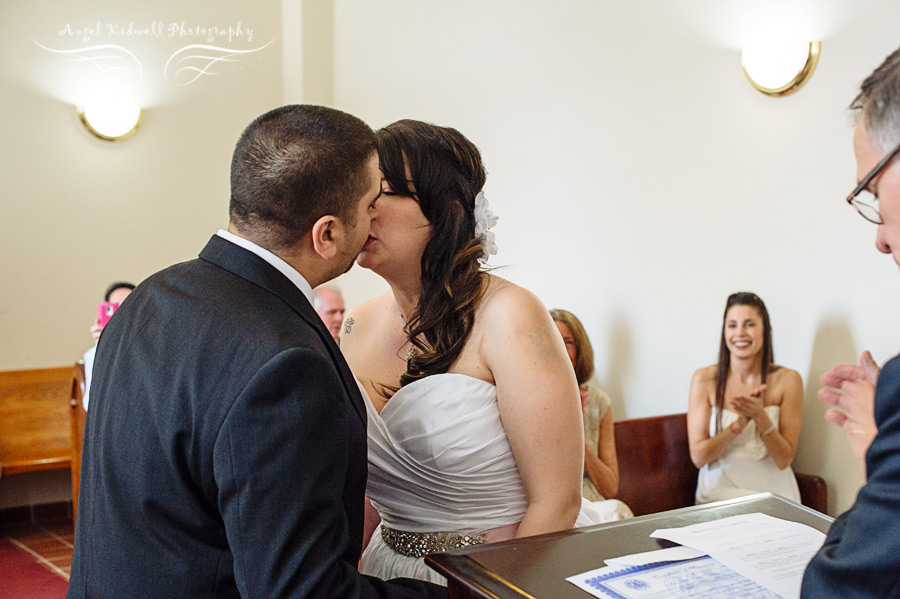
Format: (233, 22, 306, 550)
(473, 190, 499, 261)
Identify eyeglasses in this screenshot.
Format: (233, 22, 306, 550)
(847, 140, 900, 224)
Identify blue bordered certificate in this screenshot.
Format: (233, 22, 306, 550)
(566, 556, 783, 599)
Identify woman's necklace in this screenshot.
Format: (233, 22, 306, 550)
(398, 309, 415, 362)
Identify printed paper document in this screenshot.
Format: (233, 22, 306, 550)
(650, 512, 825, 599)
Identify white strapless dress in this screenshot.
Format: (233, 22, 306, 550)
(359, 373, 603, 585)
(695, 406, 801, 505)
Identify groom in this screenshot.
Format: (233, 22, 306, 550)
(68, 105, 445, 598)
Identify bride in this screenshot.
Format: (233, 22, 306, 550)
(341, 119, 601, 585)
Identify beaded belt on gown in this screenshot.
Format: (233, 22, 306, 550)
(380, 525, 485, 558)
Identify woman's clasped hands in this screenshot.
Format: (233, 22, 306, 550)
(729, 384, 770, 434)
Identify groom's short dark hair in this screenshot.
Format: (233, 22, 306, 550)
(229, 105, 376, 250)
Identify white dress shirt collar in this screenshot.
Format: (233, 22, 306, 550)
(216, 229, 314, 304)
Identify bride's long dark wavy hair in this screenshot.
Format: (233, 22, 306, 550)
(376, 119, 488, 393)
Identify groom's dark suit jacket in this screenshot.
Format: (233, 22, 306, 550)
(68, 236, 444, 599)
(801, 354, 900, 598)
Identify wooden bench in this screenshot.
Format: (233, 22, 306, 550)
(614, 413, 828, 516)
(0, 364, 87, 529)
(0, 367, 74, 478)
(70, 362, 87, 527)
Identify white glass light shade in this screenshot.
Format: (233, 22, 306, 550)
(77, 103, 143, 141)
(741, 41, 820, 97)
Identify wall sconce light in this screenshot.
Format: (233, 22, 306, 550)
(741, 41, 820, 97)
(76, 102, 143, 141)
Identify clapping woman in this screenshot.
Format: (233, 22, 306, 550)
(687, 292, 803, 504)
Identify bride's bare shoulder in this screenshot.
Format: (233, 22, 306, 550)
(481, 275, 544, 313)
(478, 275, 551, 332)
(340, 291, 393, 351)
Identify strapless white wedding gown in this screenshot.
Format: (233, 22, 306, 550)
(358, 373, 603, 585)
(695, 407, 801, 504)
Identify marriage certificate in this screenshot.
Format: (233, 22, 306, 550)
(650, 512, 826, 599)
(566, 513, 826, 598)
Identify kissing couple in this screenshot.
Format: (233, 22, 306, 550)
(69, 105, 605, 598)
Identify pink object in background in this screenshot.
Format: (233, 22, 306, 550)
(97, 302, 120, 327)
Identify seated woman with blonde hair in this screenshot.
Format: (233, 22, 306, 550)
(551, 309, 633, 521)
(688, 292, 803, 504)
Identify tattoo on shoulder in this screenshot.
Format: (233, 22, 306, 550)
(344, 317, 355, 335)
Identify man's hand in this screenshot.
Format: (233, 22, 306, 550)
(819, 351, 880, 475)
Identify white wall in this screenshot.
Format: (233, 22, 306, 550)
(326, 0, 900, 515)
(0, 0, 284, 508)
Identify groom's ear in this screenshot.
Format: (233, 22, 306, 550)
(310, 214, 341, 260)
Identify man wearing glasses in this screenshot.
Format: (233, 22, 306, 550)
(801, 47, 900, 598)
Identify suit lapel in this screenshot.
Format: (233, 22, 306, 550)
(198, 235, 366, 423)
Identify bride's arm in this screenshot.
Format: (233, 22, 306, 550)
(361, 497, 381, 552)
(481, 284, 583, 537)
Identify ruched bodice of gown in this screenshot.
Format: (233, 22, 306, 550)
(359, 373, 602, 584)
(363, 373, 528, 534)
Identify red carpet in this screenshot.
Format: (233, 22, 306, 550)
(0, 539, 68, 599)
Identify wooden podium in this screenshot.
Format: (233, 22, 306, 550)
(425, 493, 833, 599)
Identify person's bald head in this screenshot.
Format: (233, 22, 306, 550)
(313, 286, 346, 339)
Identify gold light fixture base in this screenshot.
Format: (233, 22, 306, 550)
(76, 105, 143, 142)
(742, 41, 820, 98)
